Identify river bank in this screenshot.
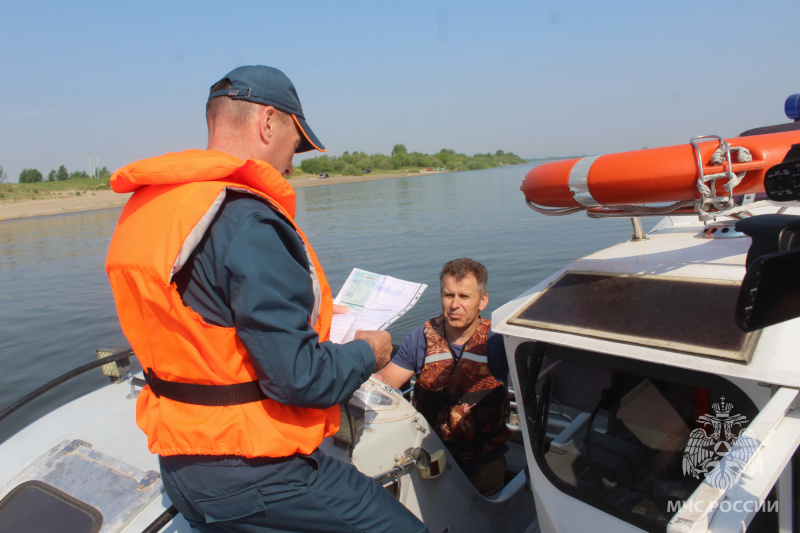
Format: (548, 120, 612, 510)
(0, 170, 439, 221)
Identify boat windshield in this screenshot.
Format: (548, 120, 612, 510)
(514, 341, 778, 532)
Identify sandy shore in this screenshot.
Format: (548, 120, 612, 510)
(0, 171, 434, 221)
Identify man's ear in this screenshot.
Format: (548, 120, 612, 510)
(479, 292, 489, 311)
(259, 106, 276, 144)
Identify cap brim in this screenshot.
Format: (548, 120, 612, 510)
(292, 115, 325, 153)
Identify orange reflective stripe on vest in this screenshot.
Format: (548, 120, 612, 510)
(106, 150, 337, 458)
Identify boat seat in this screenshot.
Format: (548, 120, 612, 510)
(548, 412, 590, 455)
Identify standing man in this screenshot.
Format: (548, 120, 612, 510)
(106, 65, 425, 532)
(374, 258, 512, 496)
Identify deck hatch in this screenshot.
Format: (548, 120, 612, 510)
(508, 271, 756, 361)
(0, 480, 102, 533)
(0, 439, 164, 533)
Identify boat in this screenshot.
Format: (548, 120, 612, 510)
(490, 94, 800, 532)
(3, 95, 800, 532)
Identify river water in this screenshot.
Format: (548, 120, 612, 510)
(0, 164, 632, 441)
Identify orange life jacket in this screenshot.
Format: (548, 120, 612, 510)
(106, 149, 337, 458)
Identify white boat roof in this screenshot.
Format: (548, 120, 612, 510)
(492, 210, 800, 389)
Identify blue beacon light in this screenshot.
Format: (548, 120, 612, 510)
(786, 94, 800, 121)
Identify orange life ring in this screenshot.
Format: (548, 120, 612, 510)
(521, 129, 800, 208)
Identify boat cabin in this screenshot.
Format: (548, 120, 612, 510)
(492, 212, 800, 532)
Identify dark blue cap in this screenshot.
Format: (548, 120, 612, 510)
(209, 65, 325, 153)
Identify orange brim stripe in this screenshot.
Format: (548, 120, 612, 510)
(292, 115, 326, 152)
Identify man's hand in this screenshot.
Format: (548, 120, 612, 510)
(333, 304, 349, 314)
(354, 330, 392, 372)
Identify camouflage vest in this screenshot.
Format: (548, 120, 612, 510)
(412, 315, 511, 464)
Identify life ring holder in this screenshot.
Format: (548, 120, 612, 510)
(690, 134, 750, 216)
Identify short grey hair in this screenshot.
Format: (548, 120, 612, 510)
(439, 258, 488, 295)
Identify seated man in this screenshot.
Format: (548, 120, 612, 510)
(374, 258, 511, 496)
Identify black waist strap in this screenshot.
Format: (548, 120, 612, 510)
(144, 368, 268, 406)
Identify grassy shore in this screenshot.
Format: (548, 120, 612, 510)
(0, 169, 441, 221)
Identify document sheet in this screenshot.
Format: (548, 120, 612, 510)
(330, 268, 427, 343)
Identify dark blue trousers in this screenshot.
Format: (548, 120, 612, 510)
(160, 449, 427, 532)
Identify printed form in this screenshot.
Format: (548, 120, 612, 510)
(330, 268, 427, 343)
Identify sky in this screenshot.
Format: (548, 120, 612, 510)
(1, 0, 799, 182)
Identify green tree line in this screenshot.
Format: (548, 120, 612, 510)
(17, 164, 112, 184)
(299, 144, 527, 176)
(5, 145, 526, 185)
